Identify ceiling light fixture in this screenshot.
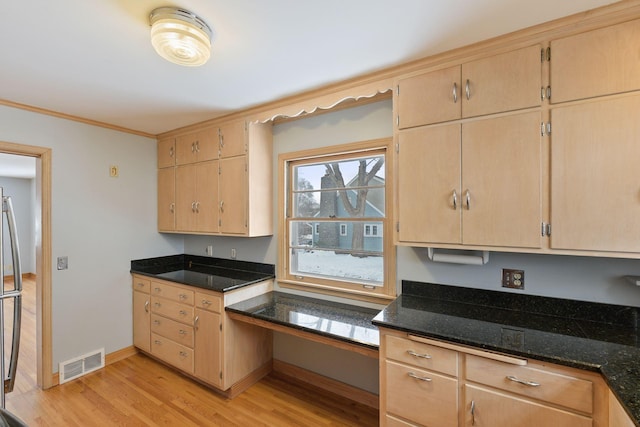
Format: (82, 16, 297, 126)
(149, 7, 212, 67)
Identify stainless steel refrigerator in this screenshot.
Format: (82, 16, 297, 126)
(0, 187, 27, 426)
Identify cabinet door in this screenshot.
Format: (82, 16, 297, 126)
(219, 156, 247, 234)
(609, 390, 635, 427)
(175, 165, 197, 232)
(462, 45, 541, 118)
(397, 124, 461, 244)
(196, 128, 219, 162)
(397, 66, 461, 129)
(551, 19, 640, 104)
(463, 385, 591, 427)
(550, 95, 640, 252)
(462, 112, 541, 248)
(133, 291, 150, 353)
(157, 137, 175, 168)
(196, 161, 219, 233)
(194, 308, 222, 388)
(157, 167, 175, 231)
(219, 120, 246, 158)
(175, 132, 199, 166)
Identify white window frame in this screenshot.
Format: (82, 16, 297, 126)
(339, 223, 347, 236)
(278, 138, 396, 302)
(364, 223, 382, 237)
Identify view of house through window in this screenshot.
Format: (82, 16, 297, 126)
(286, 149, 387, 289)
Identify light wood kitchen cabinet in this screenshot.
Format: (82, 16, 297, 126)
(380, 329, 608, 427)
(396, 45, 541, 129)
(132, 275, 273, 395)
(218, 119, 247, 159)
(175, 127, 218, 165)
(157, 137, 176, 168)
(219, 156, 246, 234)
(609, 390, 635, 427)
(175, 160, 219, 233)
(132, 278, 151, 353)
(550, 18, 640, 104)
(157, 119, 272, 236)
(397, 111, 542, 249)
(463, 385, 591, 427)
(157, 167, 176, 232)
(381, 332, 458, 427)
(194, 298, 222, 387)
(550, 94, 640, 253)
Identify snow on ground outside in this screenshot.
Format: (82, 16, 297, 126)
(296, 249, 383, 284)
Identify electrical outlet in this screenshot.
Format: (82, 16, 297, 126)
(501, 327, 525, 350)
(205, 245, 213, 256)
(231, 248, 237, 260)
(57, 256, 69, 270)
(502, 269, 524, 289)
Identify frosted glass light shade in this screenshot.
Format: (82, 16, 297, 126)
(149, 7, 212, 67)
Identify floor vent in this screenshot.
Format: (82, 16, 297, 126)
(59, 348, 105, 384)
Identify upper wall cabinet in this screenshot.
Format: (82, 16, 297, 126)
(157, 119, 273, 237)
(397, 45, 542, 129)
(550, 94, 640, 253)
(158, 137, 176, 168)
(550, 19, 640, 104)
(397, 112, 542, 249)
(218, 119, 247, 159)
(176, 128, 218, 165)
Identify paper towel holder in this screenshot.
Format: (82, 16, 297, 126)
(427, 247, 490, 265)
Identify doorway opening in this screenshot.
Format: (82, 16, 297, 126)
(0, 141, 52, 392)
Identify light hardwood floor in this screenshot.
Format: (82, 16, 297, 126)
(4, 277, 379, 426)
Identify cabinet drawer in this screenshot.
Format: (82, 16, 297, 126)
(195, 291, 222, 313)
(385, 335, 458, 376)
(150, 281, 194, 305)
(132, 276, 151, 293)
(151, 314, 194, 348)
(151, 297, 194, 323)
(151, 333, 194, 374)
(465, 354, 593, 413)
(385, 360, 458, 427)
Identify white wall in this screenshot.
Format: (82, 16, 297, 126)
(0, 105, 184, 371)
(0, 176, 35, 275)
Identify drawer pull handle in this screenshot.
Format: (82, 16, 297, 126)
(137, 282, 144, 288)
(179, 310, 187, 315)
(179, 351, 188, 357)
(506, 375, 540, 387)
(194, 316, 200, 330)
(154, 302, 161, 307)
(408, 372, 432, 382)
(154, 340, 162, 345)
(153, 320, 160, 325)
(179, 329, 187, 335)
(154, 287, 161, 293)
(202, 300, 211, 305)
(407, 350, 432, 359)
(179, 294, 187, 300)
(144, 301, 149, 313)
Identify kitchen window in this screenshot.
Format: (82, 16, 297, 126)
(278, 138, 396, 302)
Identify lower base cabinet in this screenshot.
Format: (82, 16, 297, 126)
(379, 328, 609, 427)
(132, 275, 273, 395)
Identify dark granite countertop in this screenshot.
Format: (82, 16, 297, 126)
(226, 291, 380, 351)
(372, 281, 640, 426)
(130, 254, 275, 293)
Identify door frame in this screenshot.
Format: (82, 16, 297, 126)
(0, 141, 52, 389)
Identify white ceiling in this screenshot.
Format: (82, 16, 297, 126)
(1, 0, 615, 139)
